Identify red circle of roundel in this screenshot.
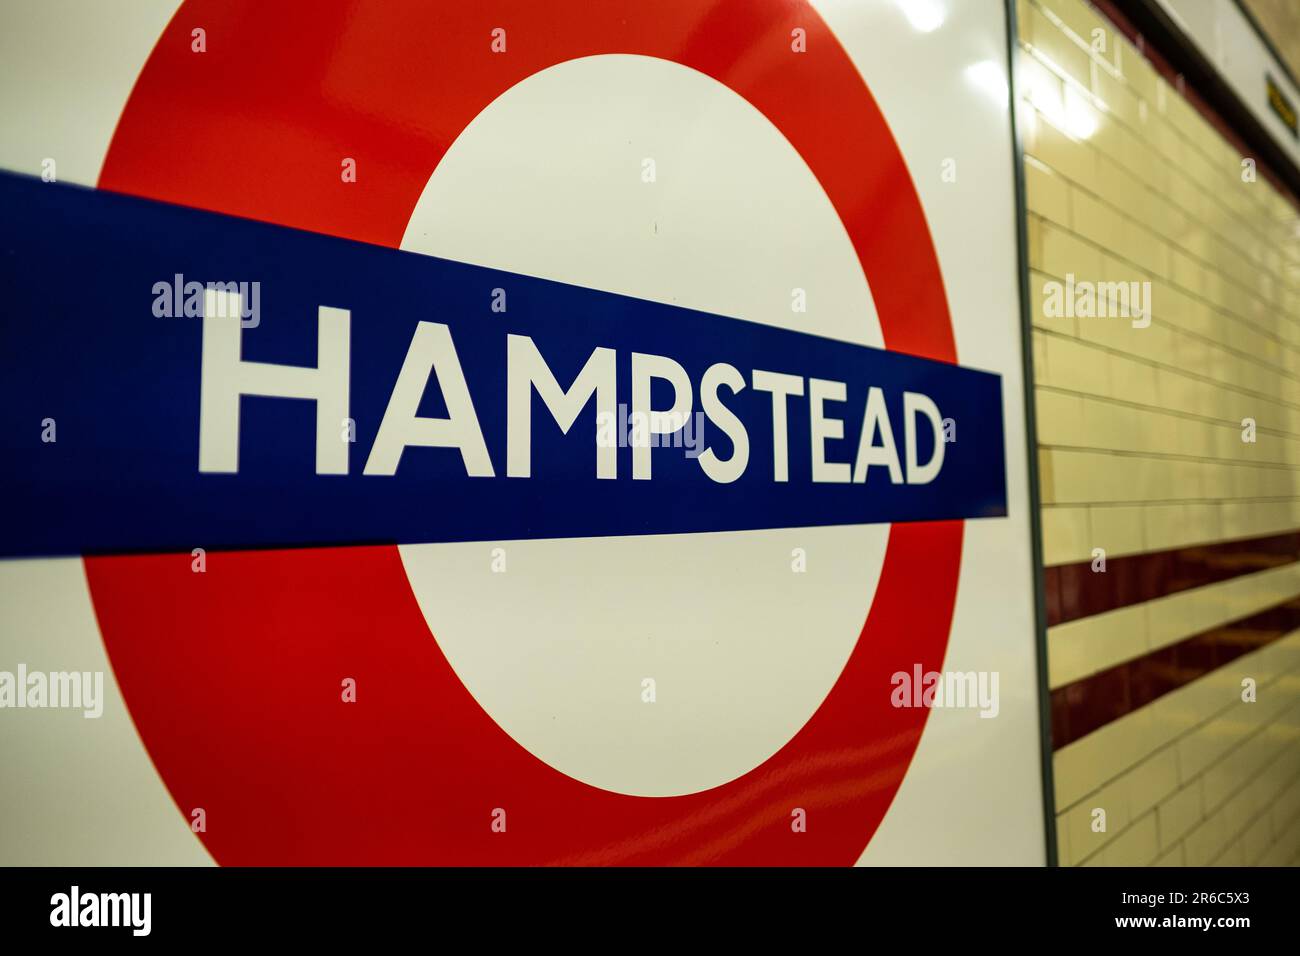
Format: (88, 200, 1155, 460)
(87, 0, 964, 865)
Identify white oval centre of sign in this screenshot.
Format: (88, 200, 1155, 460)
(397, 54, 889, 797)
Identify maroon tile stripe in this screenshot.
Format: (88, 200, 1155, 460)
(1050, 594, 1300, 749)
(1044, 530, 1300, 627)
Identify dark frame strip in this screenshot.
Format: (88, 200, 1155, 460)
(1006, 0, 1061, 867)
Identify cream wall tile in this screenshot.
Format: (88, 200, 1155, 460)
(1034, 388, 1084, 446)
(1088, 503, 1145, 555)
(1043, 334, 1111, 396)
(1155, 783, 1203, 850)
(1048, 601, 1146, 688)
(1122, 746, 1180, 820)
(1042, 505, 1091, 565)
(1100, 810, 1158, 865)
(1024, 3, 1093, 89)
(1153, 842, 1185, 866)
(1025, 157, 1071, 226)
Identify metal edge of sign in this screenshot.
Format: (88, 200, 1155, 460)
(1004, 0, 1060, 868)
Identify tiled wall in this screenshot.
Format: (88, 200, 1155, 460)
(1016, 0, 1300, 865)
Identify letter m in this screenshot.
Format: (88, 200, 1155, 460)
(506, 334, 616, 479)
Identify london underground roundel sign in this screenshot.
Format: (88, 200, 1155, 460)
(0, 0, 1044, 865)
